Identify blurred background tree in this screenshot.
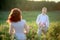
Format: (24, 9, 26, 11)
(0, 0, 60, 11)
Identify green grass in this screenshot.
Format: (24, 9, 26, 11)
(0, 11, 60, 32)
(0, 11, 60, 30)
(0, 11, 60, 40)
(0, 11, 60, 23)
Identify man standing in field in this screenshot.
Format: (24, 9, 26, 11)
(36, 7, 49, 40)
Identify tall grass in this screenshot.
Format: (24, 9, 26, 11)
(0, 11, 60, 40)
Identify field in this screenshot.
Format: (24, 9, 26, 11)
(0, 11, 60, 40)
(0, 11, 60, 24)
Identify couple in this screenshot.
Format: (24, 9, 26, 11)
(7, 7, 49, 40)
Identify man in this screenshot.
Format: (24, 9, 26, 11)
(36, 7, 49, 38)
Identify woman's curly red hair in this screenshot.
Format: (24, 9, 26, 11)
(7, 8, 22, 23)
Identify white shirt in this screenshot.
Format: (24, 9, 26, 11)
(10, 20, 26, 39)
(36, 13, 49, 27)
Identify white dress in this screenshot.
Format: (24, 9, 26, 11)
(10, 20, 26, 40)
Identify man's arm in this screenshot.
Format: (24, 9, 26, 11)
(36, 15, 40, 25)
(46, 16, 49, 27)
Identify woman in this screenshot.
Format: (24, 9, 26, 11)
(7, 8, 29, 40)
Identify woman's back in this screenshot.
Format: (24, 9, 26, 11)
(11, 20, 26, 33)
